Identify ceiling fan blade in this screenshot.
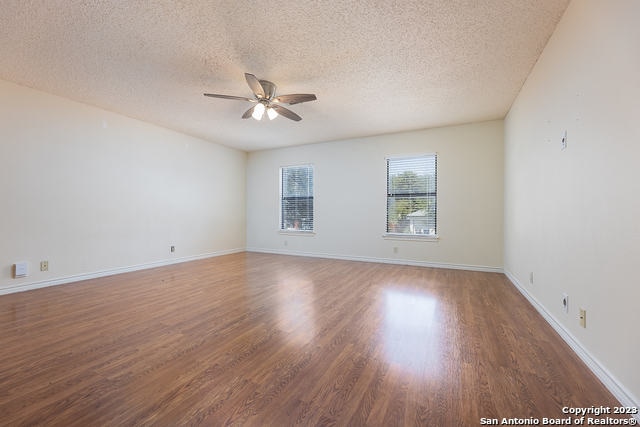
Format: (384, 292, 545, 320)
(204, 93, 255, 102)
(241, 105, 256, 119)
(271, 104, 302, 122)
(273, 94, 317, 105)
(245, 73, 265, 98)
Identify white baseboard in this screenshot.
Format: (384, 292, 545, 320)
(504, 269, 639, 417)
(0, 248, 244, 296)
(246, 247, 503, 273)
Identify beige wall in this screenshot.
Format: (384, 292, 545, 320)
(0, 79, 246, 292)
(247, 120, 504, 270)
(504, 0, 639, 405)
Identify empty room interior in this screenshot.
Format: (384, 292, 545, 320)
(1, 1, 638, 425)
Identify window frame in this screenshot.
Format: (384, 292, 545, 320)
(279, 164, 315, 234)
(384, 154, 438, 241)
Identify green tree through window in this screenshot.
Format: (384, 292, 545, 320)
(386, 155, 437, 235)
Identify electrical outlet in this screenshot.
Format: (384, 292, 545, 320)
(579, 308, 586, 328)
(561, 130, 568, 150)
(40, 260, 49, 271)
(529, 272, 534, 284)
(170, 246, 175, 253)
(562, 293, 569, 313)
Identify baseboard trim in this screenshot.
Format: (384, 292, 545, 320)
(0, 248, 244, 296)
(504, 269, 639, 416)
(246, 247, 503, 273)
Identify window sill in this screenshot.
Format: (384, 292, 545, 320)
(279, 230, 316, 236)
(382, 233, 439, 242)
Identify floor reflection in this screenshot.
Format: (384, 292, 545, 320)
(276, 276, 316, 346)
(382, 289, 439, 375)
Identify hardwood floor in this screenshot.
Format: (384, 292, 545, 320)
(0, 252, 624, 426)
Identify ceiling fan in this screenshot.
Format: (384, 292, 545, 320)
(204, 73, 317, 122)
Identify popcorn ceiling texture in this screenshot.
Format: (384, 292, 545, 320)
(0, 0, 569, 151)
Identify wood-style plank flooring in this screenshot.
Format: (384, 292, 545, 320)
(0, 252, 623, 426)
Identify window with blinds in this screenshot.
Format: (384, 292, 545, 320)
(386, 154, 437, 236)
(280, 165, 314, 232)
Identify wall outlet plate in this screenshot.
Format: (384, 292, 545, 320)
(579, 308, 586, 328)
(562, 293, 569, 313)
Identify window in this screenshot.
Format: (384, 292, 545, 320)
(280, 165, 314, 232)
(386, 154, 437, 236)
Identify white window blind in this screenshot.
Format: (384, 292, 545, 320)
(386, 155, 437, 235)
(280, 165, 314, 231)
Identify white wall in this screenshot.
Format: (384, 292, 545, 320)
(247, 120, 504, 271)
(504, 0, 639, 406)
(0, 79, 246, 292)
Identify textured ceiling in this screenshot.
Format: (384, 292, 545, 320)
(0, 0, 569, 151)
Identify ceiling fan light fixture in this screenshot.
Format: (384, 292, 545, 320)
(204, 73, 316, 122)
(267, 107, 278, 120)
(252, 102, 265, 120)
